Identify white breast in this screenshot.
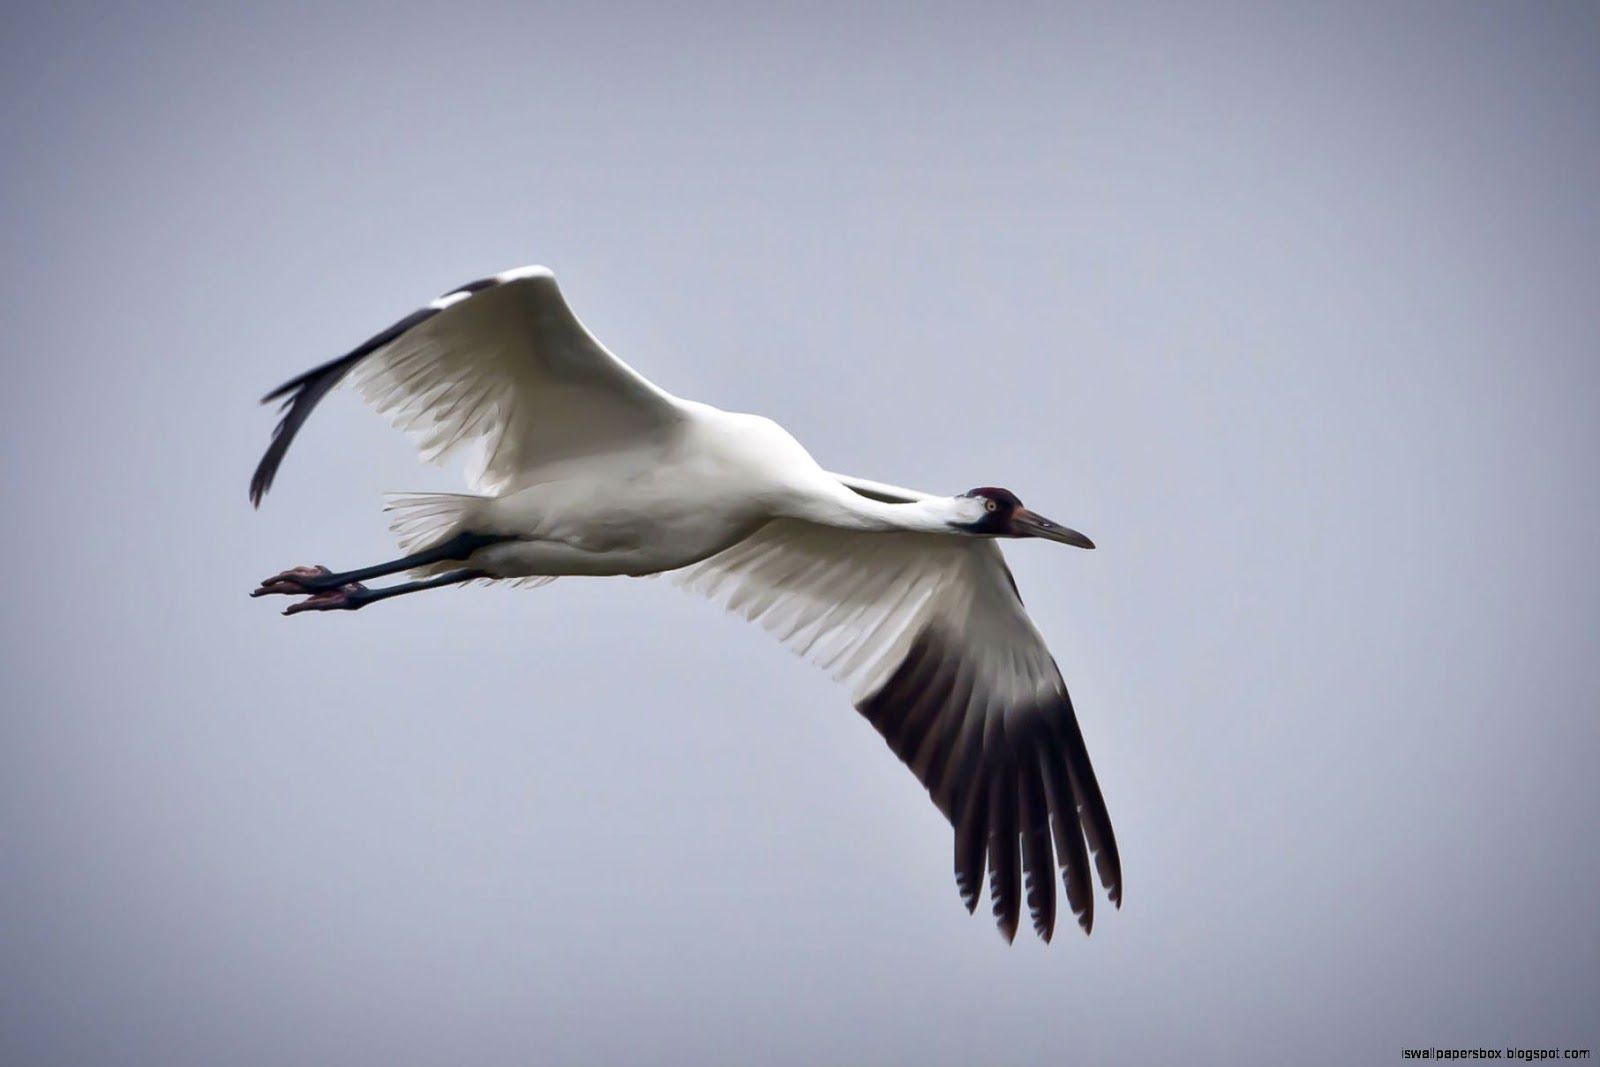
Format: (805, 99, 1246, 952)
(475, 405, 816, 577)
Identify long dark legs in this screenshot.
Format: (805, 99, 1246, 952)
(279, 568, 487, 615)
(252, 532, 509, 597)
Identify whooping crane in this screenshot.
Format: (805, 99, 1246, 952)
(249, 265, 1120, 942)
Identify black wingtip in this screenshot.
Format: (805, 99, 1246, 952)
(248, 457, 270, 508)
(247, 301, 445, 508)
(956, 876, 981, 914)
(1018, 755, 1056, 942)
(1095, 846, 1124, 908)
(248, 419, 288, 507)
(854, 622, 1119, 945)
(989, 870, 1021, 943)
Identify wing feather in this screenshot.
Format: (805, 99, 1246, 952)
(1017, 729, 1058, 940)
(984, 712, 1023, 943)
(677, 516, 1121, 941)
(250, 266, 681, 505)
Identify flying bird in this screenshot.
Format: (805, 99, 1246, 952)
(249, 265, 1120, 941)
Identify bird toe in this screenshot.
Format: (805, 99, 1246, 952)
(252, 565, 334, 597)
(281, 582, 368, 616)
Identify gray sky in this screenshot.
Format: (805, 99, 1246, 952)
(3, 3, 1597, 1064)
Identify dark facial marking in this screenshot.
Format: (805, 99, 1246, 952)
(957, 487, 1024, 535)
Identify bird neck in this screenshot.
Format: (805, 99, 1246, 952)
(796, 484, 966, 535)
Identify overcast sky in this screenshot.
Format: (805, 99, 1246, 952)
(2, 3, 1597, 1065)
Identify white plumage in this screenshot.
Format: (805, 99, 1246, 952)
(250, 265, 1120, 941)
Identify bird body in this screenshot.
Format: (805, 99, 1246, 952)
(400, 407, 992, 580)
(468, 407, 825, 576)
(249, 265, 1121, 942)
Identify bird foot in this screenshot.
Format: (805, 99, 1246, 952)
(252, 565, 334, 597)
(281, 581, 370, 615)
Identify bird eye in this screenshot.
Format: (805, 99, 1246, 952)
(985, 499, 998, 512)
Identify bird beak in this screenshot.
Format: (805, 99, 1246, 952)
(1010, 508, 1095, 549)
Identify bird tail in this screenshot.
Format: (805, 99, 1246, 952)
(383, 492, 486, 553)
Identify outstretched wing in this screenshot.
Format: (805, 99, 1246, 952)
(677, 517, 1121, 942)
(250, 266, 682, 504)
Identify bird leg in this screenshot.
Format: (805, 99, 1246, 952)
(279, 569, 487, 616)
(251, 532, 511, 597)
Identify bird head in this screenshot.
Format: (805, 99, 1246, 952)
(952, 487, 1095, 548)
